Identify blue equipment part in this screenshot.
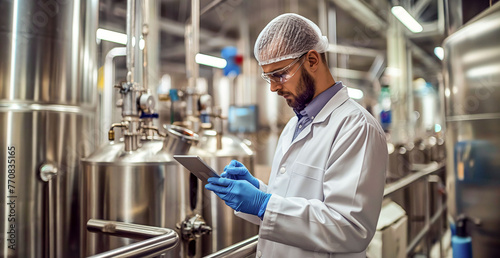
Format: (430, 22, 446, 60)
(169, 89, 179, 101)
(221, 46, 240, 76)
(451, 214, 482, 258)
(140, 113, 159, 119)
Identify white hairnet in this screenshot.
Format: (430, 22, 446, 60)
(254, 13, 329, 66)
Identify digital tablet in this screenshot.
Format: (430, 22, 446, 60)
(173, 155, 220, 184)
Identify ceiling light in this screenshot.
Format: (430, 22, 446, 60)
(195, 53, 227, 69)
(434, 47, 444, 60)
(347, 87, 364, 99)
(391, 6, 423, 33)
(96, 28, 127, 45)
(96, 29, 146, 49)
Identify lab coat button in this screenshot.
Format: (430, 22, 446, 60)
(257, 250, 262, 257)
(279, 167, 286, 174)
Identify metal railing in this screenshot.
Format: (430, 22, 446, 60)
(86, 219, 179, 258)
(203, 235, 259, 258)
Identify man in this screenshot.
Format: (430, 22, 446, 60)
(205, 13, 388, 257)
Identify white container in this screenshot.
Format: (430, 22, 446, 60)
(367, 200, 408, 258)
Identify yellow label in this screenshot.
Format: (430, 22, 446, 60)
(457, 162, 464, 181)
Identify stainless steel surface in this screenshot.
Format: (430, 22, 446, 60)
(188, 131, 259, 256)
(163, 124, 199, 154)
(87, 219, 179, 258)
(443, 2, 500, 257)
(81, 139, 199, 258)
(0, 1, 97, 106)
(0, 0, 98, 257)
(203, 235, 258, 258)
(387, 143, 412, 182)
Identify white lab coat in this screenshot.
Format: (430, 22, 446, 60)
(237, 86, 388, 258)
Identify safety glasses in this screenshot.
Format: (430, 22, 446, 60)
(261, 53, 307, 84)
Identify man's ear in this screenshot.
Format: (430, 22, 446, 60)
(306, 50, 320, 72)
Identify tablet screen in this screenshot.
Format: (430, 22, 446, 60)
(173, 155, 220, 184)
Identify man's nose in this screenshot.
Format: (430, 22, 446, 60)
(270, 81, 282, 92)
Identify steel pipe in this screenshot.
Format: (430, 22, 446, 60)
(102, 47, 127, 145)
(203, 235, 259, 258)
(86, 219, 179, 258)
(383, 162, 444, 196)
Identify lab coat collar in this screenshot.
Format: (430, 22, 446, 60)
(281, 85, 350, 154)
(311, 84, 350, 125)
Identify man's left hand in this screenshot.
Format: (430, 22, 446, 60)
(205, 177, 270, 216)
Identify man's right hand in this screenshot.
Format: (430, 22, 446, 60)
(221, 160, 259, 188)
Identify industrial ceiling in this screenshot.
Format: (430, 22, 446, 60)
(97, 0, 496, 92)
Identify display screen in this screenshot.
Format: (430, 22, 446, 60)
(228, 105, 258, 133)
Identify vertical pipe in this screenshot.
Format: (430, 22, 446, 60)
(238, 5, 254, 105)
(185, 0, 200, 121)
(48, 179, 56, 258)
(142, 2, 149, 92)
(424, 178, 430, 257)
(437, 0, 445, 34)
(318, 0, 328, 35)
(134, 0, 143, 86)
(406, 47, 414, 143)
(126, 0, 136, 83)
(145, 0, 160, 132)
(190, 0, 200, 86)
(444, 0, 463, 35)
(328, 6, 338, 70)
(387, 12, 409, 144)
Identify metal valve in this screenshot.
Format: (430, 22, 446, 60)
(177, 214, 211, 241)
(139, 94, 155, 113)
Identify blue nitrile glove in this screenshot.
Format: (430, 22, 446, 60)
(221, 160, 259, 188)
(205, 177, 271, 217)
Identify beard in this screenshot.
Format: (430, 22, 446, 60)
(280, 67, 316, 111)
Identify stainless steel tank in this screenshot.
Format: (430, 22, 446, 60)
(80, 125, 201, 257)
(443, 2, 500, 257)
(0, 0, 98, 257)
(188, 130, 259, 256)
